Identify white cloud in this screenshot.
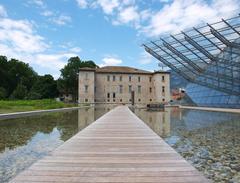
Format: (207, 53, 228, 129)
(51, 15, 72, 25)
(76, 0, 88, 8)
(77, 0, 240, 37)
(0, 7, 80, 78)
(41, 10, 54, 17)
(34, 53, 76, 70)
(69, 47, 82, 53)
(95, 0, 120, 14)
(0, 18, 48, 53)
(29, 0, 44, 7)
(141, 0, 240, 36)
(0, 5, 7, 17)
(139, 51, 152, 65)
(99, 56, 122, 67)
(159, 0, 171, 3)
(118, 6, 139, 24)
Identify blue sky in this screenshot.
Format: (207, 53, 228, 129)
(0, 0, 239, 78)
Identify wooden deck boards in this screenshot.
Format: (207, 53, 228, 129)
(10, 106, 210, 183)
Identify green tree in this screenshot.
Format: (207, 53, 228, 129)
(10, 83, 28, 99)
(59, 56, 98, 101)
(0, 55, 58, 100)
(7, 59, 37, 95)
(0, 57, 38, 98)
(0, 87, 7, 99)
(0, 56, 10, 98)
(28, 75, 58, 99)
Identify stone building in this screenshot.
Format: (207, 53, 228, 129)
(78, 66, 170, 104)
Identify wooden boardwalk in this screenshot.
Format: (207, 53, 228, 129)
(11, 106, 209, 183)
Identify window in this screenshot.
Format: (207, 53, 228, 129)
(113, 92, 116, 98)
(162, 75, 165, 82)
(107, 75, 110, 81)
(120, 99, 122, 102)
(113, 99, 115, 102)
(138, 85, 141, 93)
(129, 85, 132, 93)
(113, 75, 115, 81)
(162, 98, 165, 102)
(107, 99, 110, 102)
(129, 76, 132, 82)
(84, 85, 88, 93)
(162, 86, 165, 93)
(107, 93, 110, 98)
(149, 77, 152, 82)
(119, 75, 122, 81)
(119, 85, 123, 93)
(138, 98, 141, 102)
(85, 98, 88, 102)
(138, 76, 141, 82)
(149, 87, 152, 93)
(150, 99, 152, 102)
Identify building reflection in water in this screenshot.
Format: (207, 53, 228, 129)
(133, 108, 171, 137)
(78, 107, 95, 131)
(77, 104, 117, 131)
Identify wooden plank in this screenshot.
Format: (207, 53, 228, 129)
(10, 106, 210, 183)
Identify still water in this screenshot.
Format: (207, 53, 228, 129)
(0, 105, 240, 183)
(133, 107, 240, 183)
(0, 105, 116, 183)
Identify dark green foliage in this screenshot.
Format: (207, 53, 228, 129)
(0, 56, 11, 96)
(29, 75, 58, 99)
(0, 56, 57, 100)
(0, 56, 38, 99)
(0, 55, 98, 101)
(7, 59, 38, 96)
(0, 87, 7, 99)
(27, 91, 42, 100)
(10, 83, 28, 99)
(58, 56, 98, 101)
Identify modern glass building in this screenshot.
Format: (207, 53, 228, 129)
(143, 15, 240, 108)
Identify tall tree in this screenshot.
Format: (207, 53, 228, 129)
(10, 83, 28, 99)
(28, 75, 58, 99)
(0, 55, 58, 100)
(59, 56, 98, 101)
(7, 59, 38, 97)
(0, 56, 10, 96)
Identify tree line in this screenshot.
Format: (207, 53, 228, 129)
(0, 55, 98, 101)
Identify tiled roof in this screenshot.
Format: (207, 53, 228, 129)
(79, 67, 96, 71)
(96, 66, 152, 74)
(79, 66, 170, 74)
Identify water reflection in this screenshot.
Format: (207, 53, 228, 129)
(0, 105, 115, 183)
(133, 108, 171, 137)
(78, 105, 116, 131)
(133, 107, 240, 183)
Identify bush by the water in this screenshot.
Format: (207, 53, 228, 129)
(0, 99, 76, 113)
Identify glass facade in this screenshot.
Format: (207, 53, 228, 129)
(143, 15, 240, 108)
(186, 83, 240, 108)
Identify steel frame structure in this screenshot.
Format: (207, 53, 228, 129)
(143, 15, 240, 95)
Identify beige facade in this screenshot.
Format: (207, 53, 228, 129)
(78, 66, 170, 104)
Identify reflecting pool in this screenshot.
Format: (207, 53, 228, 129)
(1, 105, 240, 183)
(0, 105, 115, 183)
(133, 107, 240, 183)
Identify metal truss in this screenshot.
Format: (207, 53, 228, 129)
(143, 14, 240, 95)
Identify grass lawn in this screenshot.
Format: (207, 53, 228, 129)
(0, 99, 77, 114)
